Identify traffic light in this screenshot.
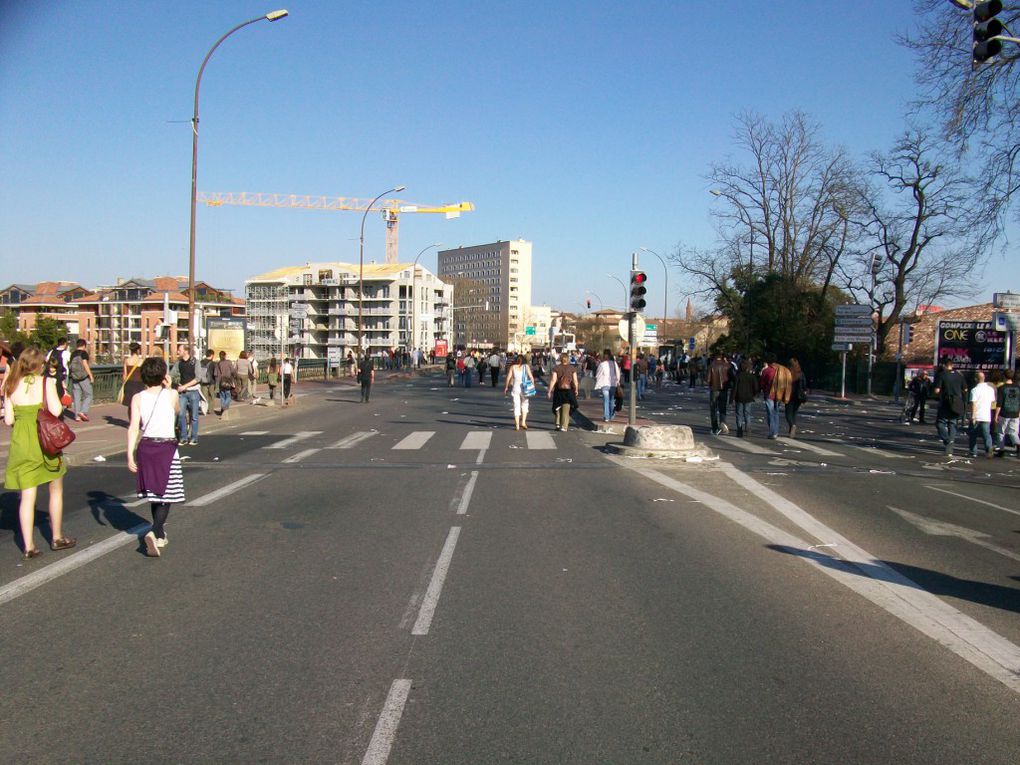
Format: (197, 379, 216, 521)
(586, 298, 592, 310)
(629, 271, 647, 312)
(974, 0, 1004, 64)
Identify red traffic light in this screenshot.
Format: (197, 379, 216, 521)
(631, 271, 647, 284)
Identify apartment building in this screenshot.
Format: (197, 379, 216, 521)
(0, 277, 242, 361)
(245, 262, 451, 362)
(436, 240, 532, 348)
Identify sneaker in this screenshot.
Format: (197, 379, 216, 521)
(80, 413, 89, 422)
(720, 423, 729, 435)
(155, 535, 168, 548)
(144, 531, 160, 557)
(189, 439, 198, 446)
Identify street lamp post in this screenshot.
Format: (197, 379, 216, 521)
(188, 9, 288, 355)
(410, 242, 441, 357)
(640, 247, 668, 342)
(358, 185, 406, 357)
(607, 274, 628, 308)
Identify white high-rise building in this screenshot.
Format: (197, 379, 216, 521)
(436, 239, 532, 348)
(245, 262, 451, 361)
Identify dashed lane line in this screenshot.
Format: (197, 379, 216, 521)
(328, 431, 377, 449)
(924, 485, 1020, 518)
(712, 434, 779, 455)
(361, 679, 413, 765)
(283, 448, 321, 464)
(187, 473, 268, 507)
(411, 526, 461, 636)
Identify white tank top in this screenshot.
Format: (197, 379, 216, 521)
(135, 388, 176, 438)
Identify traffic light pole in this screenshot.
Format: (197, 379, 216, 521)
(628, 252, 638, 428)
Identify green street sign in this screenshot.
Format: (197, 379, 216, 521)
(525, 326, 536, 336)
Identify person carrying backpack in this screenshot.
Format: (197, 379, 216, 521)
(46, 337, 71, 405)
(68, 339, 94, 422)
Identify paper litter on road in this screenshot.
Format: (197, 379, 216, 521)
(212, 456, 220, 461)
(92, 455, 106, 462)
(652, 498, 675, 502)
(447, 464, 456, 469)
(869, 469, 895, 474)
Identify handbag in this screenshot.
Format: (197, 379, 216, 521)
(521, 368, 537, 397)
(37, 379, 76, 458)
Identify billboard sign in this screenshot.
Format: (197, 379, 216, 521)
(206, 317, 247, 360)
(434, 339, 448, 358)
(934, 321, 1009, 371)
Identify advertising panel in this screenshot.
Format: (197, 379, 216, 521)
(434, 339, 449, 358)
(934, 321, 1009, 371)
(206, 317, 247, 360)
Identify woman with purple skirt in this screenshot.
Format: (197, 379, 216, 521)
(127, 357, 186, 557)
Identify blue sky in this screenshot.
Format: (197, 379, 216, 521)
(2, 1, 1013, 316)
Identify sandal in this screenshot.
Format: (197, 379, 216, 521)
(22, 548, 42, 560)
(50, 537, 77, 551)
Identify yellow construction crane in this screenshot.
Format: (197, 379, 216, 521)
(197, 191, 474, 263)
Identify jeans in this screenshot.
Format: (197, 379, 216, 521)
(219, 388, 232, 411)
(936, 417, 959, 452)
(764, 399, 780, 437)
(996, 417, 1020, 449)
(600, 386, 613, 421)
(710, 389, 729, 432)
(178, 389, 201, 441)
(71, 379, 92, 417)
(968, 421, 993, 455)
(636, 374, 647, 400)
(464, 370, 473, 388)
(735, 401, 750, 435)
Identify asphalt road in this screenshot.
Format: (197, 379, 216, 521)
(1, 372, 1018, 763)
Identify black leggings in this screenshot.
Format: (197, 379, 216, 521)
(150, 502, 171, 539)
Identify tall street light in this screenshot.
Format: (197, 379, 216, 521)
(607, 274, 628, 308)
(358, 185, 406, 356)
(188, 9, 289, 355)
(640, 247, 668, 342)
(410, 242, 442, 355)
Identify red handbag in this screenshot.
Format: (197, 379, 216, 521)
(37, 378, 76, 458)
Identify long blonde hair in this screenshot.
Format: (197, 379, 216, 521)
(3, 347, 44, 397)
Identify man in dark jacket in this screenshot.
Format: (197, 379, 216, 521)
(731, 359, 758, 437)
(932, 358, 968, 456)
(905, 370, 931, 424)
(708, 352, 733, 435)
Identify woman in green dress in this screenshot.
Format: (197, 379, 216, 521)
(3, 347, 76, 559)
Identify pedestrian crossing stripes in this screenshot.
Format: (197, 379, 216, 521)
(265, 431, 323, 450)
(328, 431, 377, 449)
(525, 431, 556, 450)
(712, 434, 779, 455)
(459, 432, 491, 450)
(775, 437, 840, 457)
(393, 431, 436, 450)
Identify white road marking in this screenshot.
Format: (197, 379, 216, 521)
(283, 448, 321, 464)
(187, 473, 267, 506)
(265, 431, 322, 450)
(460, 431, 492, 450)
(843, 443, 915, 459)
(240, 430, 270, 436)
(525, 431, 556, 450)
(889, 506, 1020, 563)
(712, 434, 779, 455)
(412, 526, 461, 635)
(0, 522, 150, 606)
(361, 679, 412, 765)
(328, 431, 377, 449)
(775, 437, 840, 456)
(393, 431, 435, 450)
(475, 449, 486, 465)
(453, 472, 479, 515)
(923, 485, 1020, 518)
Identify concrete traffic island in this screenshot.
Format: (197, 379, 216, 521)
(606, 424, 716, 461)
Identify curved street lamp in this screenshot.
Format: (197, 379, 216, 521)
(410, 242, 442, 355)
(358, 185, 406, 355)
(607, 274, 628, 308)
(188, 9, 289, 354)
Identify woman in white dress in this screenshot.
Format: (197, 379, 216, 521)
(503, 354, 535, 431)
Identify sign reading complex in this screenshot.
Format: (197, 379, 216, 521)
(934, 321, 1009, 371)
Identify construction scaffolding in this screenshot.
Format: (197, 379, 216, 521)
(246, 282, 289, 362)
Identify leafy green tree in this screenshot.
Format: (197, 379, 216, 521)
(0, 310, 29, 347)
(30, 317, 68, 350)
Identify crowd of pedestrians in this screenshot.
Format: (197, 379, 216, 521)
(931, 358, 1020, 459)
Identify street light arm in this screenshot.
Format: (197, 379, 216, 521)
(640, 246, 669, 338)
(358, 185, 406, 355)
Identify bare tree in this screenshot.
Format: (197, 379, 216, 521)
(674, 111, 861, 302)
(904, 0, 1020, 229)
(839, 129, 987, 354)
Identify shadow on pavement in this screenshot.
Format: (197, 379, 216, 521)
(87, 491, 147, 532)
(768, 544, 1020, 616)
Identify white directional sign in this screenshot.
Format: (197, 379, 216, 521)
(831, 342, 853, 352)
(835, 304, 873, 316)
(833, 333, 875, 344)
(834, 316, 875, 327)
(993, 312, 1020, 332)
(992, 292, 1020, 310)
